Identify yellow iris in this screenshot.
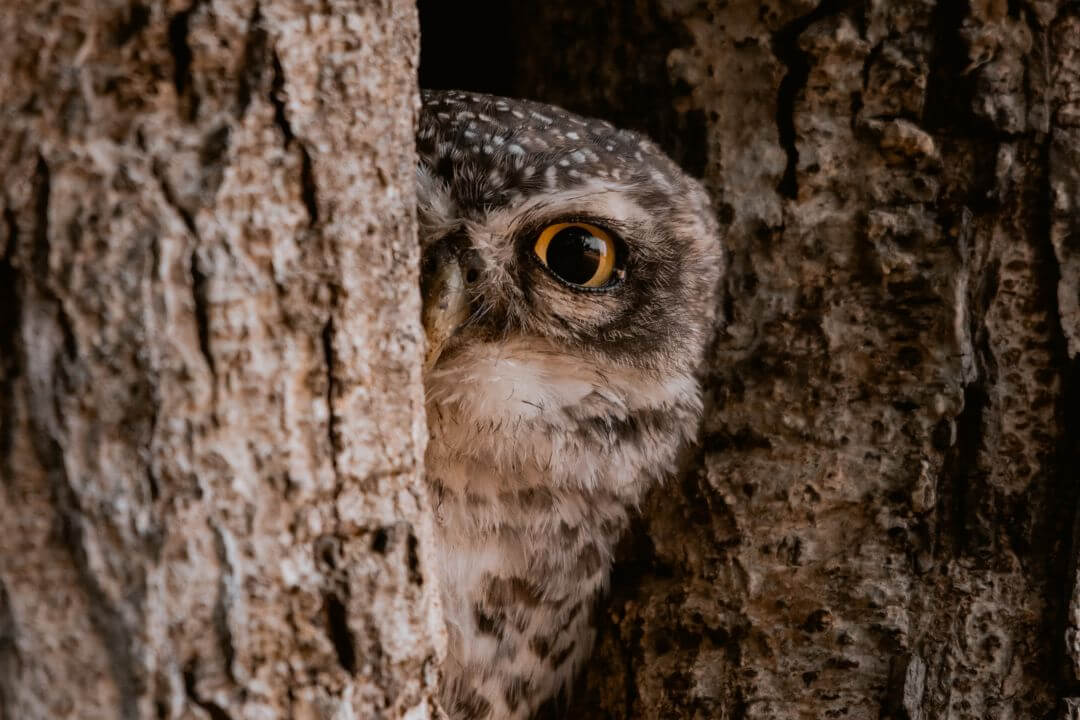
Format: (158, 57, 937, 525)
(533, 222, 618, 288)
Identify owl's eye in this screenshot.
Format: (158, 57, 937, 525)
(533, 222, 621, 289)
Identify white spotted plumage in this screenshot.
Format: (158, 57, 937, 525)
(417, 90, 722, 720)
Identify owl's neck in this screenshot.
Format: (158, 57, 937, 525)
(423, 387, 699, 545)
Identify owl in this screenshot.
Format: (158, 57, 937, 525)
(416, 89, 722, 720)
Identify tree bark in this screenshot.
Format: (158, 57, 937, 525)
(0, 2, 443, 719)
(420, 1, 1080, 718)
(5, 1, 1080, 719)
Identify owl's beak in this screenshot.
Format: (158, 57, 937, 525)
(421, 253, 471, 373)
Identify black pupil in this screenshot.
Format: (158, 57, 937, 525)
(547, 227, 607, 285)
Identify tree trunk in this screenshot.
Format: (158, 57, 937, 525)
(4, 1, 1080, 719)
(421, 1, 1080, 718)
(0, 2, 443, 719)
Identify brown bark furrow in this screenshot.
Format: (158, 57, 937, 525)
(1049, 4, 1080, 695)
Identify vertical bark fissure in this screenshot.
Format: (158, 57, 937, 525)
(939, 384, 986, 557)
(167, 1, 202, 122)
(321, 315, 340, 480)
(0, 206, 21, 488)
(210, 524, 237, 683)
(29, 157, 77, 364)
(1028, 134, 1080, 700)
(1060, 358, 1080, 695)
(771, 0, 857, 199)
(183, 659, 234, 720)
(406, 529, 423, 586)
(320, 301, 356, 673)
(0, 578, 16, 720)
(269, 51, 319, 227)
(938, 227, 995, 556)
(1049, 2, 1080, 694)
(190, 250, 214, 377)
(299, 146, 319, 228)
(883, 652, 927, 720)
(269, 51, 295, 144)
(1070, 465, 1080, 694)
(236, 3, 265, 117)
(151, 158, 198, 237)
(324, 590, 358, 675)
(30, 156, 50, 283)
(44, 440, 141, 720)
(925, 0, 974, 134)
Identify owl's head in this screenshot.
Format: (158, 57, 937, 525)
(417, 90, 722, 494)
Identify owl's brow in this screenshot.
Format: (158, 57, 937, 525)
(507, 188, 631, 235)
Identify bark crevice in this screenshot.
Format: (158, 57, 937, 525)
(269, 51, 319, 227)
(152, 158, 198, 238)
(321, 317, 339, 478)
(1062, 353, 1080, 689)
(236, 3, 266, 117)
(30, 156, 50, 280)
(167, 1, 201, 121)
(771, 0, 856, 199)
(44, 439, 141, 720)
(211, 524, 236, 683)
(324, 591, 358, 675)
(113, 3, 152, 47)
(1040, 158, 1080, 688)
(270, 52, 294, 144)
(0, 206, 20, 487)
(183, 660, 234, 720)
(190, 250, 214, 377)
(299, 146, 319, 228)
(0, 579, 17, 720)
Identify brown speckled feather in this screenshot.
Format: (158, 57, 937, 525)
(417, 90, 722, 720)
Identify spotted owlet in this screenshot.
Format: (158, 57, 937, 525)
(416, 89, 722, 720)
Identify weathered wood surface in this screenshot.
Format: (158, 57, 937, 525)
(4, 0, 1080, 718)
(0, 1, 443, 718)
(421, 0, 1080, 717)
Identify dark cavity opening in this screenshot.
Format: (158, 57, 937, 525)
(416, 0, 706, 176)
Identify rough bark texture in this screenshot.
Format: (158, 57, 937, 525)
(420, 1, 1080, 718)
(0, 2, 444, 719)
(4, 1, 1079, 718)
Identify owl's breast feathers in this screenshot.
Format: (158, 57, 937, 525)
(425, 349, 702, 719)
